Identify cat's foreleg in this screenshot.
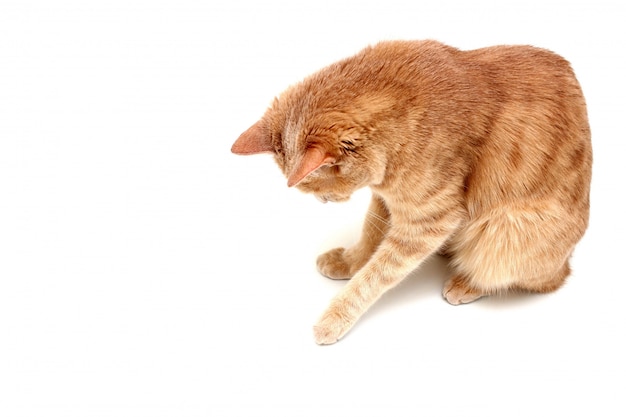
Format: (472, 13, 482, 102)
(317, 194, 390, 279)
(313, 215, 461, 344)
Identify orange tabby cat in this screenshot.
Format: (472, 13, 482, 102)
(231, 40, 591, 345)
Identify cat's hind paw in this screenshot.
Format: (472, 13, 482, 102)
(443, 275, 485, 305)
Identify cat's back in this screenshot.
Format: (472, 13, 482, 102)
(460, 43, 587, 106)
(308, 41, 587, 122)
(457, 44, 591, 220)
(328, 40, 585, 103)
(351, 41, 591, 218)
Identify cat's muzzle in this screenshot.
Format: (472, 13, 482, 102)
(315, 194, 330, 204)
(315, 194, 349, 203)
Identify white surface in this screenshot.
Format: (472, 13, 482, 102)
(1, 1, 624, 416)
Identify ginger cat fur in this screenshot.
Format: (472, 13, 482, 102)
(231, 40, 591, 345)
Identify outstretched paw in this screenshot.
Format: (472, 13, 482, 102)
(316, 248, 353, 280)
(443, 275, 485, 305)
(313, 307, 353, 345)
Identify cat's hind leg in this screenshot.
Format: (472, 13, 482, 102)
(512, 260, 571, 294)
(443, 261, 570, 305)
(317, 193, 390, 280)
(444, 203, 583, 305)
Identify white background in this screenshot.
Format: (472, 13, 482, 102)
(1, 1, 624, 416)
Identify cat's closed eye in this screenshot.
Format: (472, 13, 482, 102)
(340, 139, 358, 155)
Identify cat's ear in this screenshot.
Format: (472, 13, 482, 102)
(231, 120, 274, 155)
(287, 147, 335, 187)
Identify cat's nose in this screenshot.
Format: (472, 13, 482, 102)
(315, 194, 329, 204)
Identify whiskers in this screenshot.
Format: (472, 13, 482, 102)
(363, 208, 391, 241)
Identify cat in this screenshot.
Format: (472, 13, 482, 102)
(231, 40, 592, 345)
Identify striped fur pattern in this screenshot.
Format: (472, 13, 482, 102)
(232, 40, 592, 344)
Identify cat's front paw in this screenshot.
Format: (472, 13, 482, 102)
(316, 248, 353, 280)
(313, 307, 353, 345)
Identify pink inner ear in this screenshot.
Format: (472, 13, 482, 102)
(287, 147, 335, 187)
(231, 120, 274, 155)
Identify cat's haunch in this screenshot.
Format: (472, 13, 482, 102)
(232, 40, 591, 345)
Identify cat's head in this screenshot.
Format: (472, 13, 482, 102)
(231, 93, 387, 203)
